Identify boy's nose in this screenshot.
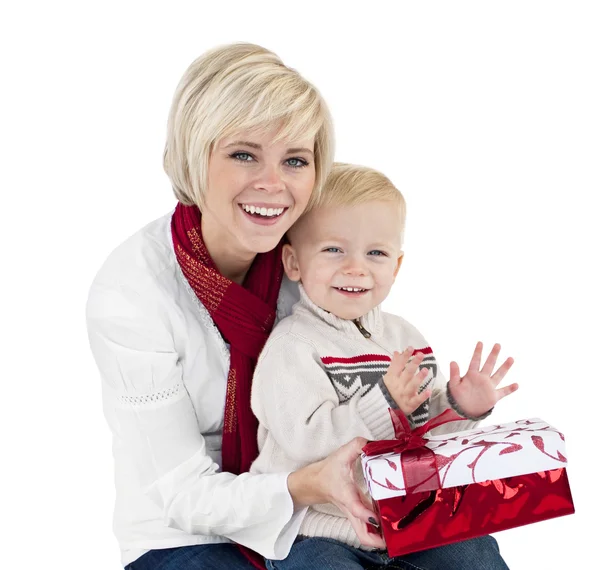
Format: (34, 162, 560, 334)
(342, 258, 367, 276)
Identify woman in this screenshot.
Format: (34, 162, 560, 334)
(87, 43, 380, 569)
(87, 43, 508, 569)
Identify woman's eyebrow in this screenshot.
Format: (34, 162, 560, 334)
(286, 147, 314, 156)
(224, 141, 261, 149)
(223, 142, 314, 156)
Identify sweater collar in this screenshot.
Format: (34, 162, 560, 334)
(297, 283, 383, 338)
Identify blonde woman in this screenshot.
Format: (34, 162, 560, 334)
(86, 44, 383, 570)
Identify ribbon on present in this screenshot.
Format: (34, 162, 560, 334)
(363, 408, 465, 493)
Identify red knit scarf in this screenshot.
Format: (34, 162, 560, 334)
(172, 204, 283, 569)
(171, 202, 283, 475)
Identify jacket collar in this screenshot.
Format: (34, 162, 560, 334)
(296, 283, 383, 338)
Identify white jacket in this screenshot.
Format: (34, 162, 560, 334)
(86, 211, 302, 566)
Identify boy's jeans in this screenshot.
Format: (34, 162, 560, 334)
(126, 534, 509, 569)
(266, 535, 510, 570)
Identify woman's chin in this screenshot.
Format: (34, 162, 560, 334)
(243, 233, 285, 255)
(234, 210, 294, 254)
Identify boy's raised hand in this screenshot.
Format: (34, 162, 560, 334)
(383, 347, 432, 416)
(448, 342, 518, 418)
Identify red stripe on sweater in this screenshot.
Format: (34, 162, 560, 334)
(321, 354, 390, 365)
(321, 347, 432, 365)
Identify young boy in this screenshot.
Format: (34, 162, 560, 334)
(250, 163, 517, 568)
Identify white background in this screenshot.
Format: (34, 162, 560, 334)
(2, 1, 598, 568)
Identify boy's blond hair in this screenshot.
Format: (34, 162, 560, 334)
(304, 162, 406, 242)
(163, 43, 334, 209)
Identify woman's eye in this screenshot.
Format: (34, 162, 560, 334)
(368, 250, 388, 257)
(231, 152, 254, 162)
(324, 247, 342, 253)
(286, 157, 308, 168)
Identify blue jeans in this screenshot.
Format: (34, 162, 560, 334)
(125, 544, 257, 569)
(266, 535, 509, 570)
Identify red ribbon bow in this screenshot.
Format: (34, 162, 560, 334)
(363, 408, 465, 493)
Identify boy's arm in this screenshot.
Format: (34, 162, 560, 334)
(251, 334, 396, 465)
(396, 317, 482, 435)
(427, 362, 481, 435)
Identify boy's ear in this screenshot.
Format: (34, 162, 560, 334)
(393, 252, 404, 277)
(282, 244, 301, 281)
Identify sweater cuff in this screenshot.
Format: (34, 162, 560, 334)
(446, 383, 493, 421)
(376, 378, 418, 428)
(377, 377, 399, 410)
(357, 385, 396, 440)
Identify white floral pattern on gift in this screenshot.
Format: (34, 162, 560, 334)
(362, 419, 568, 500)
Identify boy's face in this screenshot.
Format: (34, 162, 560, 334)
(283, 201, 404, 320)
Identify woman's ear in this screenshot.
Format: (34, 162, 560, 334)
(393, 252, 404, 277)
(282, 244, 301, 281)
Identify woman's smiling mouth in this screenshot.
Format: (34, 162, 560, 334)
(239, 203, 289, 225)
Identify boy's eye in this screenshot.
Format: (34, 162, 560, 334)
(231, 152, 254, 162)
(323, 247, 342, 253)
(286, 157, 309, 168)
(368, 250, 388, 257)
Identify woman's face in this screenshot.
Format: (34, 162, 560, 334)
(202, 126, 316, 258)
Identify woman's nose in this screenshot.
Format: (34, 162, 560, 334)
(255, 164, 285, 193)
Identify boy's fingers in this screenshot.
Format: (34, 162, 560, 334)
(491, 357, 515, 386)
(398, 347, 414, 370)
(405, 364, 429, 395)
(448, 361, 461, 386)
(388, 351, 405, 376)
(468, 341, 483, 372)
(411, 388, 431, 409)
(496, 383, 519, 401)
(401, 352, 424, 381)
(481, 343, 501, 376)
(389, 348, 413, 378)
(421, 388, 432, 404)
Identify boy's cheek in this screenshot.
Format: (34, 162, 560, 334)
(313, 264, 335, 285)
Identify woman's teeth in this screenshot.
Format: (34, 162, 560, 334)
(241, 205, 285, 217)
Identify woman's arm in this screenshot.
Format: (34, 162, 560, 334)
(86, 280, 304, 559)
(287, 436, 385, 548)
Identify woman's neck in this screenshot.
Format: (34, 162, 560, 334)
(201, 215, 256, 285)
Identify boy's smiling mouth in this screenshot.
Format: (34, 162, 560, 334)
(333, 286, 370, 296)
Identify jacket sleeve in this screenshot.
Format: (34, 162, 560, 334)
(86, 280, 304, 560)
(250, 333, 396, 468)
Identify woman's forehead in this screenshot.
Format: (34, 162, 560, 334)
(217, 128, 315, 151)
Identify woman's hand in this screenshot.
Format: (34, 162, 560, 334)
(287, 437, 386, 549)
(448, 341, 518, 417)
(382, 347, 431, 415)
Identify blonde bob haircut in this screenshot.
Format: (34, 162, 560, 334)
(308, 162, 406, 242)
(163, 43, 334, 209)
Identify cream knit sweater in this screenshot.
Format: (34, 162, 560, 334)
(250, 285, 478, 549)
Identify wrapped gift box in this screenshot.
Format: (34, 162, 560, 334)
(361, 411, 575, 557)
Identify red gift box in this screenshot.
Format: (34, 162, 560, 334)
(361, 410, 575, 557)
